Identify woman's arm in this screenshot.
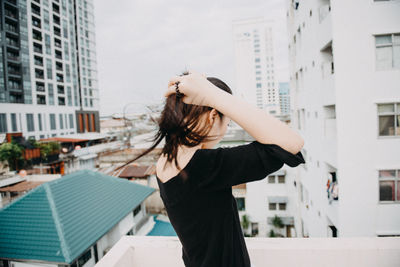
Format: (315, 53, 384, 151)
(210, 88, 304, 155)
(167, 71, 304, 155)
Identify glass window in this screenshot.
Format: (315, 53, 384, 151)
(46, 59, 52, 79)
(0, 114, 7, 133)
(38, 113, 43, 131)
(59, 114, 64, 129)
(379, 169, 400, 202)
(69, 114, 74, 129)
(378, 103, 399, 136)
(278, 175, 285, 183)
(256, 83, 262, 88)
(278, 203, 286, 210)
(48, 84, 54, 105)
(375, 33, 400, 70)
(50, 113, 56, 130)
(11, 113, 17, 131)
(269, 203, 276, 210)
(268, 176, 275, 183)
(235, 197, 245, 211)
(26, 113, 35, 132)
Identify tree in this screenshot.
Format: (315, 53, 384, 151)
(0, 143, 23, 171)
(272, 215, 284, 229)
(268, 229, 276, 238)
(241, 214, 250, 231)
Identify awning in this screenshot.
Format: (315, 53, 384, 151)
(268, 196, 288, 203)
(267, 216, 294, 225)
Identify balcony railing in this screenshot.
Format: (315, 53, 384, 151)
(95, 236, 400, 267)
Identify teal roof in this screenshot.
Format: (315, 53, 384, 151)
(0, 169, 155, 264)
(147, 215, 177, 236)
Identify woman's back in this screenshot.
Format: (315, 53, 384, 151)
(156, 141, 305, 267)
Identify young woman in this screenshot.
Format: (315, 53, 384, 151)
(126, 71, 305, 266)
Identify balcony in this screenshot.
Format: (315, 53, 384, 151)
(95, 236, 400, 267)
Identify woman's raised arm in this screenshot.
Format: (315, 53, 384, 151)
(166, 71, 305, 155)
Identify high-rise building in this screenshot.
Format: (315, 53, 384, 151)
(279, 82, 290, 116)
(287, 0, 400, 237)
(232, 17, 280, 115)
(0, 0, 99, 140)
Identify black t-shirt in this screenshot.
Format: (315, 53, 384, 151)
(156, 141, 306, 267)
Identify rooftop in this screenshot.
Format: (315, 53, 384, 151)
(0, 169, 155, 264)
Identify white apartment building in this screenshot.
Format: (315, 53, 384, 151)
(0, 0, 100, 140)
(287, 0, 400, 237)
(233, 17, 281, 115)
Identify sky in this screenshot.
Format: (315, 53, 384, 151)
(94, 0, 289, 116)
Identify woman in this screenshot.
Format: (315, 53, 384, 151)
(126, 71, 305, 266)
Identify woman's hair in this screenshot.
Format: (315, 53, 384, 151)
(114, 73, 232, 172)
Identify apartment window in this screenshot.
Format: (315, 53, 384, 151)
(255, 57, 260, 63)
(133, 205, 141, 216)
(11, 113, 17, 132)
(375, 33, 400, 70)
(378, 103, 400, 136)
(0, 114, 7, 133)
(268, 176, 275, 183)
(46, 59, 52, 79)
(58, 114, 64, 129)
(251, 222, 259, 236)
(256, 83, 262, 88)
(48, 83, 54, 105)
(69, 114, 74, 129)
(38, 114, 43, 131)
(235, 197, 245, 211)
(278, 175, 285, 184)
(26, 113, 35, 132)
(279, 203, 287, 210)
(379, 169, 400, 202)
(76, 249, 92, 267)
(45, 34, 51, 55)
(269, 203, 277, 210)
(49, 113, 56, 130)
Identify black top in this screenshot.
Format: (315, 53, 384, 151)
(156, 141, 306, 267)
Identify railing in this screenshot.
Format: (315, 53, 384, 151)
(95, 236, 400, 267)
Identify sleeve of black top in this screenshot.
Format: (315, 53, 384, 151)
(193, 141, 306, 191)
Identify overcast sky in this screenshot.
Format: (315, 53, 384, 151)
(94, 0, 289, 116)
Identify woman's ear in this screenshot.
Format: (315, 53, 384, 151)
(208, 109, 218, 124)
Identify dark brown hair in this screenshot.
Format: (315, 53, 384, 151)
(114, 73, 232, 172)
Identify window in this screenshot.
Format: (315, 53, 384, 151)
(375, 33, 400, 70)
(0, 114, 7, 133)
(255, 57, 260, 63)
(278, 175, 285, 183)
(38, 114, 43, 131)
(50, 113, 56, 130)
(379, 169, 400, 202)
(268, 176, 275, 183)
(69, 114, 74, 129)
(48, 84, 54, 105)
(133, 205, 141, 216)
(26, 113, 35, 132)
(269, 203, 277, 210)
(46, 59, 52, 79)
(256, 83, 262, 88)
(235, 197, 245, 211)
(251, 222, 259, 236)
(11, 113, 17, 132)
(77, 248, 92, 267)
(279, 203, 287, 210)
(378, 103, 400, 136)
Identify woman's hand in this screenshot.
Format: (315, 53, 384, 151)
(165, 71, 220, 108)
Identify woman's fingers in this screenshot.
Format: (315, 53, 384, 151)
(168, 75, 182, 86)
(165, 85, 176, 97)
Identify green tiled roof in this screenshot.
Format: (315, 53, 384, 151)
(0, 169, 155, 264)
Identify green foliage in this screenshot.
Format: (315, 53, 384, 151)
(38, 142, 60, 160)
(0, 143, 23, 170)
(241, 214, 250, 230)
(269, 229, 276, 237)
(272, 215, 284, 229)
